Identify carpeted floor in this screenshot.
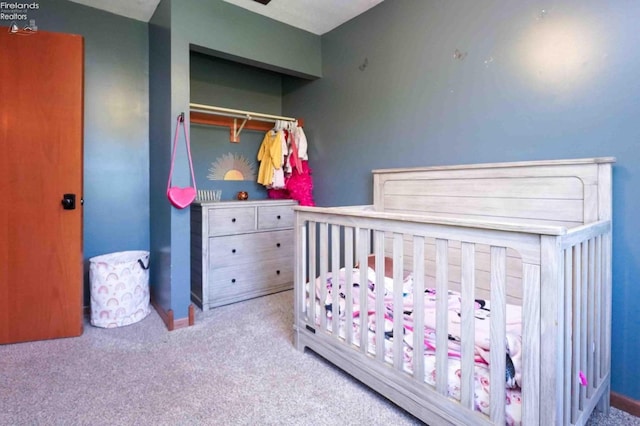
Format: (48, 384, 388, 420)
(0, 290, 638, 425)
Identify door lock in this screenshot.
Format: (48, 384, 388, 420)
(61, 193, 76, 210)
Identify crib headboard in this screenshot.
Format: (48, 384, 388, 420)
(372, 158, 615, 303)
(373, 157, 615, 227)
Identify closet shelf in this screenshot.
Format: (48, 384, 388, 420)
(189, 103, 303, 143)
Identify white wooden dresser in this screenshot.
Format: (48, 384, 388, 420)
(191, 199, 296, 310)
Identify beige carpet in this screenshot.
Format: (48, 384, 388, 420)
(0, 290, 638, 425)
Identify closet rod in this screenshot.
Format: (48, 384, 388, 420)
(189, 103, 297, 123)
(189, 102, 300, 143)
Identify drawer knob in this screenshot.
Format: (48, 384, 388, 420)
(231, 278, 236, 283)
(276, 270, 280, 275)
(276, 243, 281, 248)
(232, 249, 236, 254)
(232, 218, 236, 223)
(277, 215, 281, 219)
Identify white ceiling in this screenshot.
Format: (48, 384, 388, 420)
(67, 0, 159, 23)
(66, 0, 383, 35)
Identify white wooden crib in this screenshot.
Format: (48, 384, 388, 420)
(293, 158, 614, 425)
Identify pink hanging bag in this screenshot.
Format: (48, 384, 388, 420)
(167, 113, 197, 209)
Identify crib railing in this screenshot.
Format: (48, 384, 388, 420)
(294, 207, 612, 426)
(557, 221, 612, 425)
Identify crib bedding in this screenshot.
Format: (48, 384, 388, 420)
(306, 266, 523, 424)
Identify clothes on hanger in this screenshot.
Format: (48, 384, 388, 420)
(260, 120, 314, 206)
(256, 128, 284, 186)
(272, 125, 288, 189)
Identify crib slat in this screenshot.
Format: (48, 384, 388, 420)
(460, 242, 475, 410)
(393, 233, 404, 370)
(521, 263, 541, 426)
(358, 228, 370, 353)
(375, 231, 386, 361)
(580, 241, 588, 410)
(344, 227, 354, 346)
(308, 222, 317, 329)
(319, 222, 329, 332)
(597, 160, 613, 415)
(412, 236, 425, 383)
(540, 235, 564, 426)
(489, 246, 506, 425)
(587, 238, 595, 399)
(435, 238, 449, 396)
(294, 217, 306, 345)
(571, 244, 582, 423)
(331, 225, 341, 339)
(594, 236, 602, 385)
(597, 231, 612, 413)
(563, 248, 573, 426)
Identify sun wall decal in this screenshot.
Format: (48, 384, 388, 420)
(208, 153, 256, 181)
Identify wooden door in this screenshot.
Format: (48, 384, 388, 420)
(0, 29, 84, 344)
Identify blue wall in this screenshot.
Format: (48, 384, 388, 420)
(24, 0, 149, 303)
(283, 0, 640, 400)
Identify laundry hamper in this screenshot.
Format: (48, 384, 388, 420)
(89, 250, 150, 328)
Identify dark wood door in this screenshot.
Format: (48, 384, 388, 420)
(0, 29, 84, 343)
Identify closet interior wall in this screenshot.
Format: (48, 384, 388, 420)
(189, 51, 288, 201)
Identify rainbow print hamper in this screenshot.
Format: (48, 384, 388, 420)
(89, 250, 151, 328)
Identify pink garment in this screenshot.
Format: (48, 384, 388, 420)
(267, 160, 315, 206)
(288, 128, 303, 174)
(286, 160, 314, 206)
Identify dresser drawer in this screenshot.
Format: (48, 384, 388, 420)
(208, 259, 293, 301)
(208, 206, 255, 235)
(257, 205, 294, 230)
(209, 230, 293, 268)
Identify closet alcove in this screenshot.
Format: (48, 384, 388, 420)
(189, 50, 303, 200)
(189, 51, 304, 310)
